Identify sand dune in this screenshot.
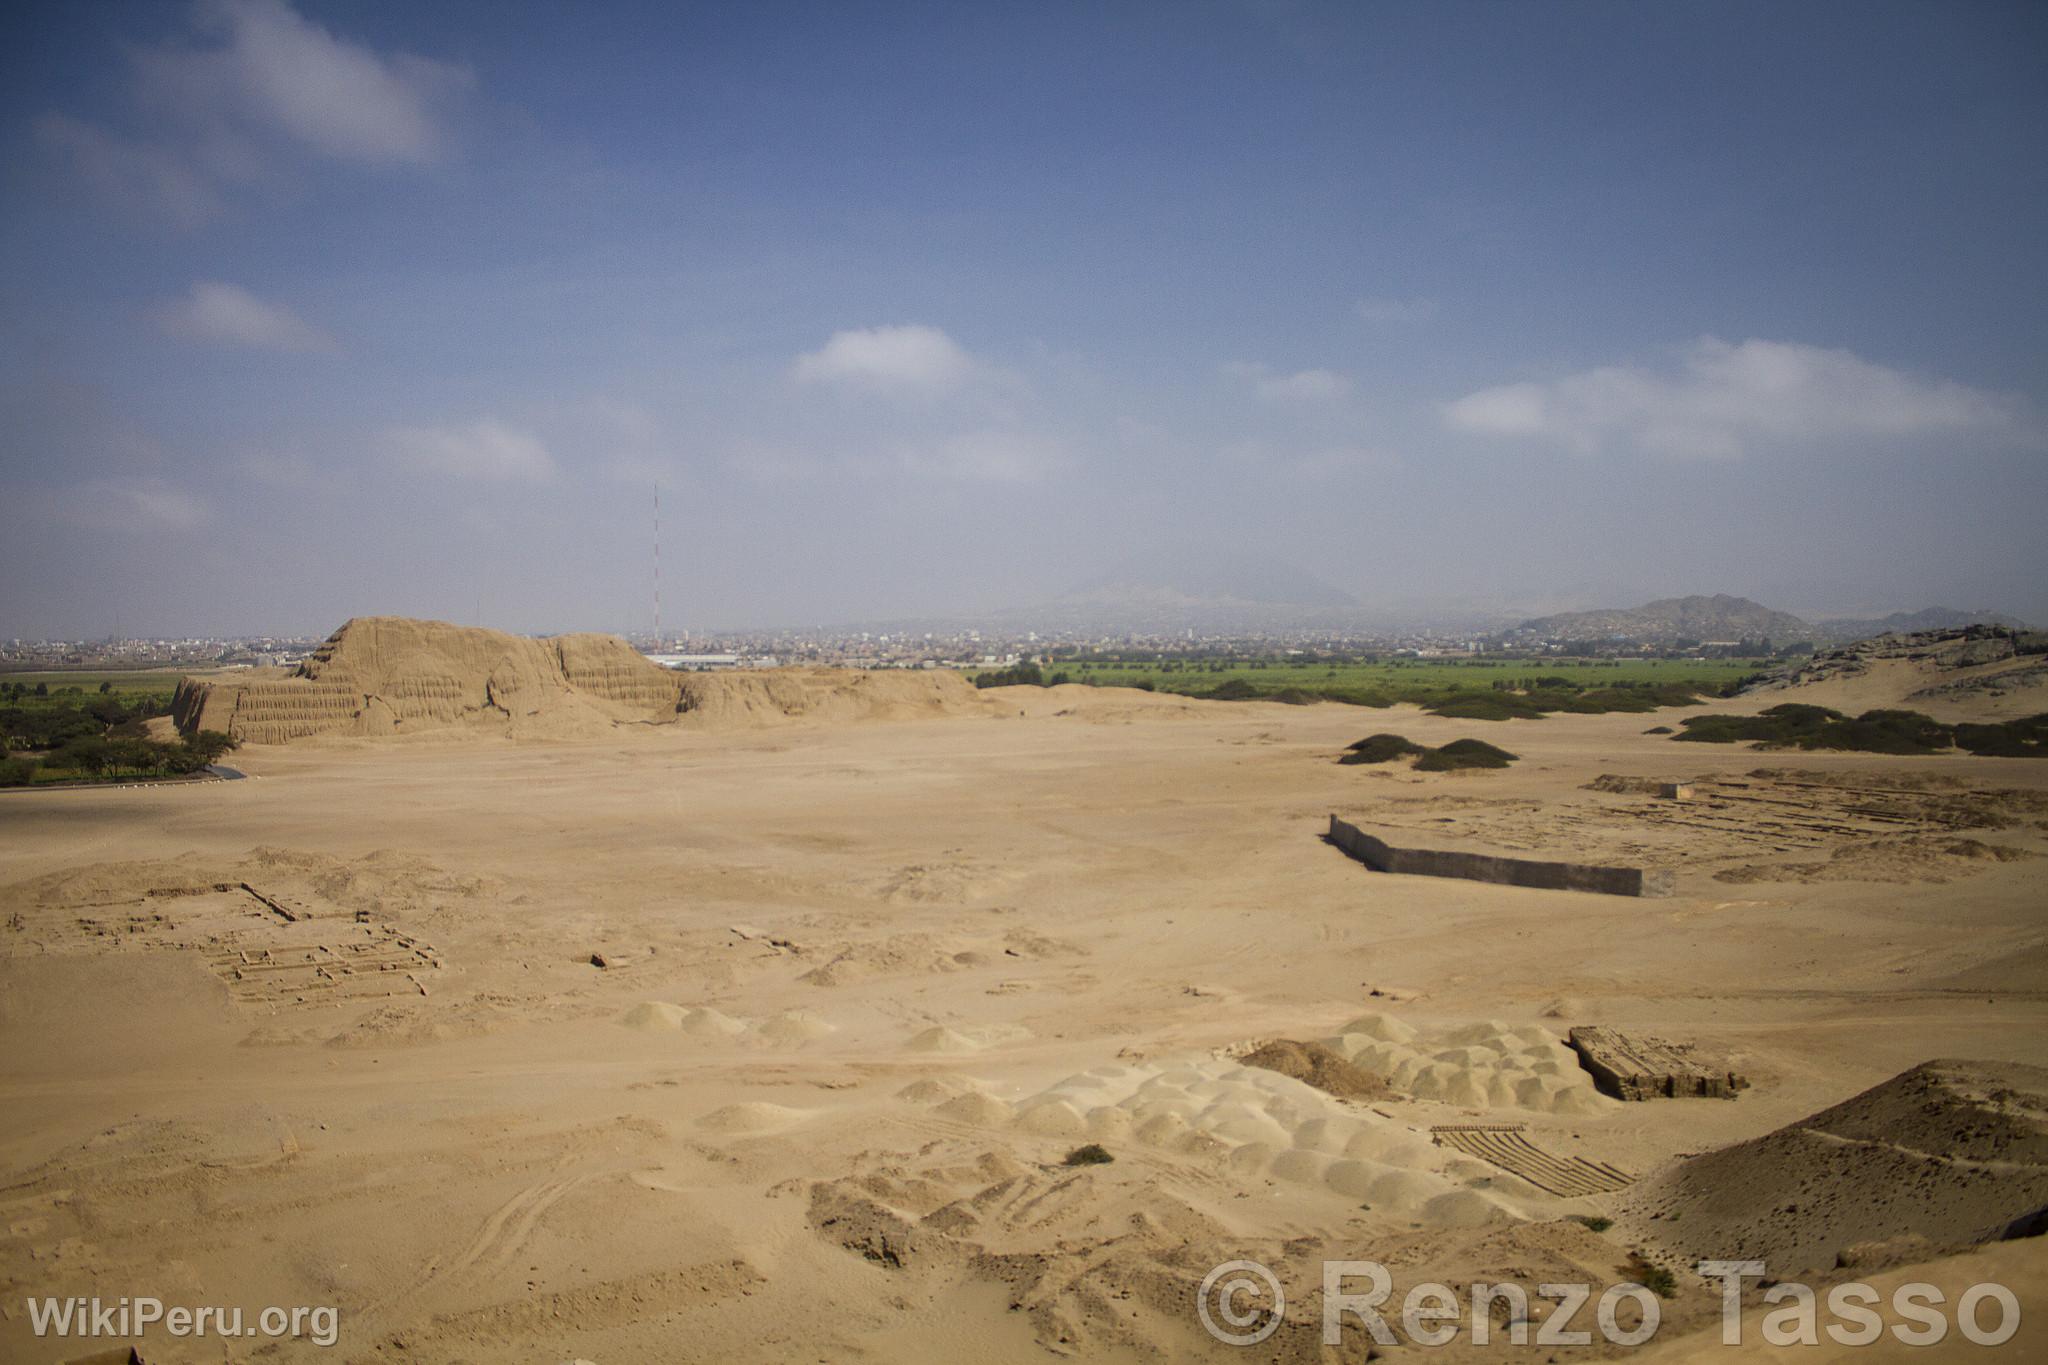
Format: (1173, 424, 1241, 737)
(1620, 1058, 2048, 1276)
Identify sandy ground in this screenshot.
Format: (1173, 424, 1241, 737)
(2, 688, 2044, 1361)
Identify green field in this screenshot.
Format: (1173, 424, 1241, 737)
(1042, 656, 1766, 697)
(0, 669, 192, 703)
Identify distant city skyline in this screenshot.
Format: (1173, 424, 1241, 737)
(3, 0, 2044, 639)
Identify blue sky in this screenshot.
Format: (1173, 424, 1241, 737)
(2, 0, 2044, 637)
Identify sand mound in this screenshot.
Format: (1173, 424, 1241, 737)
(1240, 1039, 1390, 1100)
(1321, 1014, 1615, 1116)
(173, 616, 988, 743)
(960, 1053, 1534, 1225)
(905, 1025, 983, 1053)
(1619, 1058, 2048, 1276)
(677, 1006, 749, 1038)
(751, 1010, 836, 1047)
(1714, 836, 2035, 885)
(675, 668, 981, 727)
(620, 1002, 750, 1037)
(697, 1102, 810, 1133)
(934, 1092, 1015, 1125)
(620, 1001, 690, 1032)
(896, 1078, 970, 1103)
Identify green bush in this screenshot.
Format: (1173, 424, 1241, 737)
(1339, 735, 1518, 771)
(1340, 734, 1429, 764)
(1427, 693, 1547, 721)
(1414, 738, 1518, 771)
(1953, 713, 2048, 758)
(973, 663, 1045, 688)
(1063, 1144, 1114, 1166)
(1672, 705, 2048, 757)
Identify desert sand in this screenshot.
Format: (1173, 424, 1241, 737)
(3, 624, 2045, 1361)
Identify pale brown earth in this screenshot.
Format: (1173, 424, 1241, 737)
(3, 646, 2045, 1361)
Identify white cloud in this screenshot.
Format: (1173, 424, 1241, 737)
(55, 478, 210, 531)
(1445, 337, 2029, 459)
(41, 0, 471, 224)
(35, 114, 225, 228)
(184, 0, 471, 164)
(1224, 361, 1353, 402)
(240, 450, 329, 489)
(1356, 296, 1437, 324)
(1260, 368, 1352, 402)
(1221, 440, 1396, 482)
(903, 429, 1066, 483)
(793, 325, 978, 392)
(388, 420, 556, 482)
(158, 280, 335, 351)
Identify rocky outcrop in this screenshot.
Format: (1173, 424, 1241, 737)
(1745, 625, 2048, 697)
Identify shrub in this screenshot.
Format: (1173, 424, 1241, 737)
(973, 663, 1045, 688)
(1427, 693, 1546, 721)
(1671, 704, 2007, 755)
(1062, 1144, 1114, 1166)
(1205, 678, 1262, 701)
(1340, 734, 1428, 765)
(1414, 738, 1518, 771)
(1626, 1256, 1678, 1299)
(1954, 713, 2048, 757)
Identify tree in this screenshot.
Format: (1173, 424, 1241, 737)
(185, 730, 239, 763)
(108, 738, 162, 775)
(53, 736, 108, 776)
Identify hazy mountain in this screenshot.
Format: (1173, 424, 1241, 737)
(1813, 607, 2034, 640)
(1510, 594, 1812, 643)
(1004, 551, 1361, 633)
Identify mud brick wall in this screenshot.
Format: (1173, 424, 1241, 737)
(1327, 815, 1674, 898)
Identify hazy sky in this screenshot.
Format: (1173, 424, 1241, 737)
(3, 0, 2044, 638)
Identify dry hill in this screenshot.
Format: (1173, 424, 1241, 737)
(1744, 624, 2048, 721)
(1620, 1058, 2048, 1277)
(1513, 593, 1811, 644)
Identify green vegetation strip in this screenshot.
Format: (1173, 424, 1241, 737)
(971, 656, 1754, 720)
(1, 681, 238, 786)
(1673, 704, 2047, 757)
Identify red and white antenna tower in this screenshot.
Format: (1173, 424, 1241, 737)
(653, 481, 662, 645)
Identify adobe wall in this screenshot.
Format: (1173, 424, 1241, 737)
(1327, 815, 1674, 898)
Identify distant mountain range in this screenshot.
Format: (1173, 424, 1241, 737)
(1509, 594, 1811, 643)
(998, 551, 1362, 633)
(845, 561, 2030, 642)
(1813, 607, 2033, 639)
(1510, 595, 2031, 646)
